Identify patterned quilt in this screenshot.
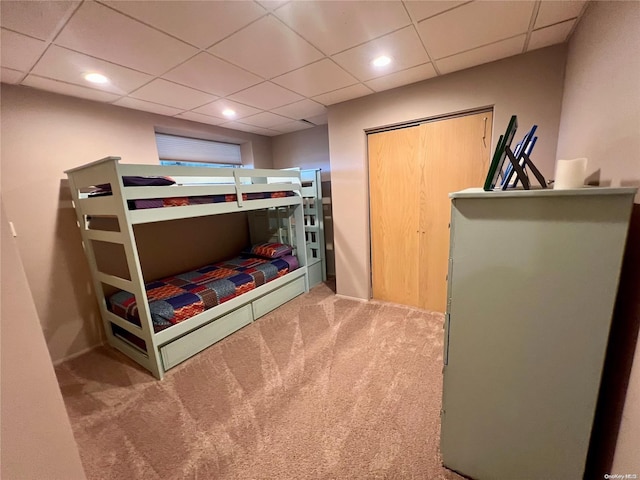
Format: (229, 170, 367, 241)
(109, 254, 299, 332)
(129, 191, 295, 210)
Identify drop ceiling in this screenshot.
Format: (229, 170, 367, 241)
(0, 0, 587, 137)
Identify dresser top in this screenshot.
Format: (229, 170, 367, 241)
(450, 186, 638, 199)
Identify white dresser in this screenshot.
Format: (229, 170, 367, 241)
(440, 187, 637, 479)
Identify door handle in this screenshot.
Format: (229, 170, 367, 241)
(482, 116, 488, 147)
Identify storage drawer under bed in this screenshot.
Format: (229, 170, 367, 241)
(160, 304, 253, 370)
(252, 275, 306, 318)
(159, 276, 306, 371)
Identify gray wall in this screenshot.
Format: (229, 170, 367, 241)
(272, 124, 330, 181)
(1, 202, 87, 480)
(556, 1, 640, 200)
(327, 45, 567, 300)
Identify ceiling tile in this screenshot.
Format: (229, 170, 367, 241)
(129, 79, 217, 110)
(528, 20, 575, 51)
(54, 1, 197, 75)
(22, 74, 121, 102)
(163, 52, 262, 97)
(272, 59, 359, 97)
(404, 1, 467, 22)
(1, 29, 46, 71)
(228, 82, 304, 111)
(1, 67, 25, 84)
(312, 83, 373, 106)
(271, 120, 314, 134)
(332, 26, 430, 81)
(103, 1, 266, 48)
(435, 35, 526, 75)
(0, 0, 79, 41)
(208, 15, 323, 79)
(272, 99, 327, 120)
(221, 121, 279, 136)
(275, 1, 411, 55)
(113, 97, 183, 116)
(193, 99, 262, 120)
(417, 1, 535, 59)
(365, 63, 437, 92)
(535, 1, 587, 29)
(240, 111, 293, 128)
(174, 111, 227, 126)
(1, 0, 587, 123)
(305, 113, 328, 125)
(31, 45, 153, 95)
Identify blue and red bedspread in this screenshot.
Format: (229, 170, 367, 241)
(128, 191, 295, 210)
(109, 254, 299, 332)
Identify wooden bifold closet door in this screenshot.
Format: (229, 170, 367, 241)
(368, 110, 493, 312)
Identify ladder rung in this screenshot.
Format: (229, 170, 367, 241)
(97, 272, 135, 292)
(85, 230, 125, 244)
(104, 310, 145, 337)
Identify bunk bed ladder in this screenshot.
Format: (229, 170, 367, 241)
(66, 157, 164, 379)
(301, 169, 327, 287)
(292, 199, 310, 293)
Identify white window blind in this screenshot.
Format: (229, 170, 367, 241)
(155, 133, 242, 165)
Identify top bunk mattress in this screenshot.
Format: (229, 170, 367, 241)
(127, 190, 295, 210)
(109, 250, 299, 332)
(88, 178, 296, 210)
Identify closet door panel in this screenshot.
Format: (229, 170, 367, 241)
(368, 126, 422, 307)
(368, 110, 492, 312)
(419, 112, 492, 312)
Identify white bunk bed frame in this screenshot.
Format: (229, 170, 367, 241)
(65, 156, 308, 379)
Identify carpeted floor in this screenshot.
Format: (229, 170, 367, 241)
(55, 283, 464, 480)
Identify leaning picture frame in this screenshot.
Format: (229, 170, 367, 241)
(501, 124, 538, 189)
(483, 115, 518, 191)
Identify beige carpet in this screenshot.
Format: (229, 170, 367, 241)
(56, 283, 464, 480)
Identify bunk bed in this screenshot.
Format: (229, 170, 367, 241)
(65, 156, 309, 379)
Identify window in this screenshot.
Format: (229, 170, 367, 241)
(155, 133, 242, 167)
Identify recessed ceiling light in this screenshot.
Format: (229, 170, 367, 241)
(222, 109, 236, 118)
(84, 72, 109, 84)
(372, 55, 392, 67)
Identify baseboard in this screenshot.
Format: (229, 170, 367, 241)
(52, 343, 104, 366)
(334, 293, 368, 303)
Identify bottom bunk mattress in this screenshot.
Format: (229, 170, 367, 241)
(109, 253, 299, 332)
